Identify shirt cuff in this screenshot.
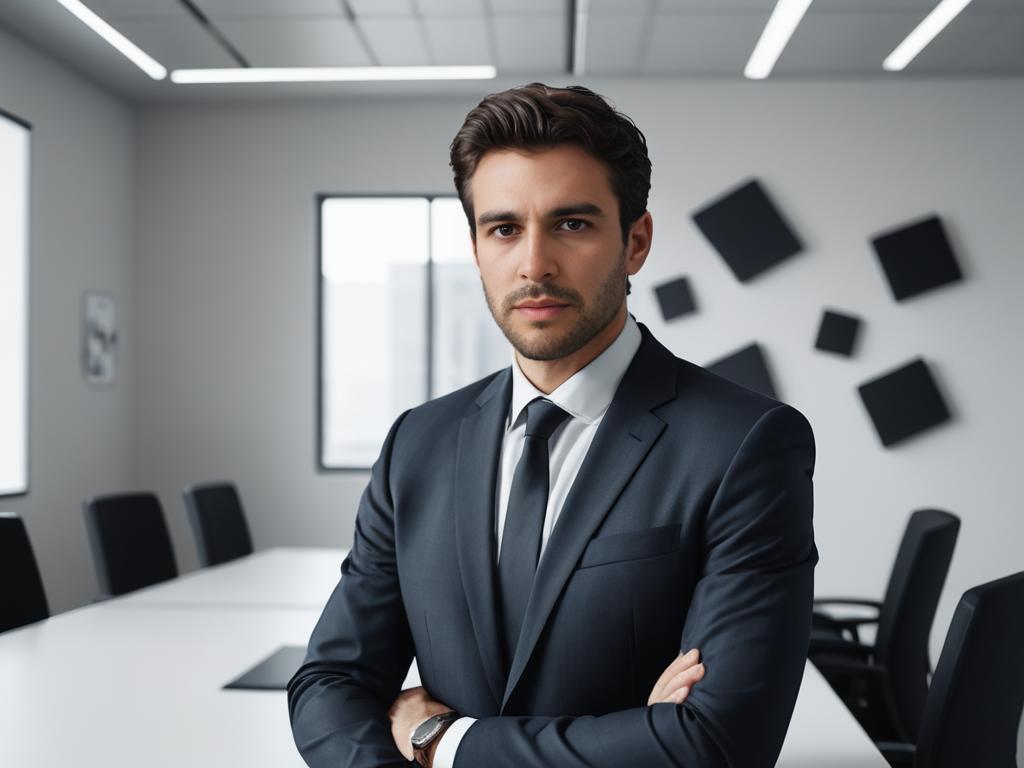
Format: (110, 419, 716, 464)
(430, 716, 477, 768)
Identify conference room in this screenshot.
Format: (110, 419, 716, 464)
(1, 1, 1022, 766)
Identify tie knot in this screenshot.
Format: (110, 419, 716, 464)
(524, 398, 571, 440)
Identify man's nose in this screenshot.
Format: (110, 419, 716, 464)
(518, 228, 558, 283)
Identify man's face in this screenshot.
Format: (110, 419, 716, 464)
(469, 143, 648, 362)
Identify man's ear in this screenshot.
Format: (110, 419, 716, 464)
(626, 210, 653, 277)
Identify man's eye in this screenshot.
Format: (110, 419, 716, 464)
(495, 224, 517, 237)
(560, 219, 587, 232)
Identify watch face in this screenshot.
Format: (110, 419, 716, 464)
(411, 716, 441, 745)
(411, 712, 455, 747)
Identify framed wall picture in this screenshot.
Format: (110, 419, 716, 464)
(83, 292, 117, 385)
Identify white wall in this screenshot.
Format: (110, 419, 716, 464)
(627, 79, 1024, 665)
(134, 79, 1024, 672)
(135, 80, 1024, 672)
(0, 25, 137, 613)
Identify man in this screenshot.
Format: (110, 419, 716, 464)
(288, 83, 817, 768)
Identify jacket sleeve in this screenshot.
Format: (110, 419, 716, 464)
(452, 403, 818, 768)
(287, 410, 418, 768)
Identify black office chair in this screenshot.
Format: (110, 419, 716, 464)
(83, 492, 178, 597)
(810, 508, 960, 743)
(876, 571, 1024, 768)
(182, 481, 254, 567)
(0, 513, 49, 633)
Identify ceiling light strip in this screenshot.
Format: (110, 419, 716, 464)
(744, 0, 814, 80)
(883, 0, 973, 72)
(170, 66, 497, 84)
(571, 0, 590, 77)
(53, 0, 167, 80)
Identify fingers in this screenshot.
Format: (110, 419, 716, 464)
(653, 648, 699, 695)
(647, 648, 702, 706)
(669, 685, 690, 705)
(649, 648, 699, 703)
(660, 662, 705, 704)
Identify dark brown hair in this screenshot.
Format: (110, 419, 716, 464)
(449, 82, 652, 245)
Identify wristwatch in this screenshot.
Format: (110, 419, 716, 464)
(411, 710, 460, 767)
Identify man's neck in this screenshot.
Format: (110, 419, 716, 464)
(515, 307, 628, 395)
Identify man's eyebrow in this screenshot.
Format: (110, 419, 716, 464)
(548, 202, 605, 219)
(477, 210, 521, 226)
(476, 202, 606, 227)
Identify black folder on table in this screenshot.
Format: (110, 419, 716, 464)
(224, 645, 307, 691)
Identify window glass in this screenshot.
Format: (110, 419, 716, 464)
(0, 111, 29, 496)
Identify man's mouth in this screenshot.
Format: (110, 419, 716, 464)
(513, 299, 570, 320)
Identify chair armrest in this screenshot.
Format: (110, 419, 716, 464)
(811, 655, 888, 679)
(813, 600, 881, 645)
(813, 612, 878, 647)
(809, 634, 874, 659)
(814, 597, 883, 610)
(876, 741, 916, 767)
(818, 614, 880, 630)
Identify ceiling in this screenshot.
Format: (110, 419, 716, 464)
(1, 0, 1023, 103)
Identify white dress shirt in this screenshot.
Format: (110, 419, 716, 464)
(432, 313, 642, 768)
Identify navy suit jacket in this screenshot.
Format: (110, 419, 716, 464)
(288, 322, 817, 767)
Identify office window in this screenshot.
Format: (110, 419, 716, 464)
(318, 195, 508, 470)
(0, 108, 30, 496)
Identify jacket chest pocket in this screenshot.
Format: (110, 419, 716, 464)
(576, 523, 682, 570)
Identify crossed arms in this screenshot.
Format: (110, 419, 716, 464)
(288, 403, 817, 768)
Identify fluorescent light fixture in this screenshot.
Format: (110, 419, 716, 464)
(171, 66, 497, 84)
(53, 0, 167, 80)
(883, 0, 973, 72)
(744, 0, 814, 80)
(572, 0, 590, 77)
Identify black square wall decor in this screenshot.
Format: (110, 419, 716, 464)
(654, 276, 697, 321)
(692, 179, 803, 283)
(870, 215, 963, 301)
(815, 309, 861, 357)
(857, 358, 951, 447)
(706, 343, 778, 400)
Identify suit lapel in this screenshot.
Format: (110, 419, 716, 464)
(453, 367, 512, 711)
(501, 324, 678, 711)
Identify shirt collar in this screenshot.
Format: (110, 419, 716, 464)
(508, 313, 642, 431)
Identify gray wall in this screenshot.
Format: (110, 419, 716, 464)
(0, 25, 137, 613)
(134, 80, 1024, 668)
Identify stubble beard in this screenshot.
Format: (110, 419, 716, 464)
(481, 253, 628, 362)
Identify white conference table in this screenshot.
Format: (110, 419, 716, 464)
(105, 546, 346, 610)
(0, 548, 886, 767)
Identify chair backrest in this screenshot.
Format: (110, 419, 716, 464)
(83, 492, 178, 596)
(182, 482, 253, 567)
(0, 513, 49, 632)
(873, 508, 960, 741)
(915, 571, 1024, 768)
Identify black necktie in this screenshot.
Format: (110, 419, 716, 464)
(497, 397, 571, 671)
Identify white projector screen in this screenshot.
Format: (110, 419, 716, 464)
(0, 108, 29, 496)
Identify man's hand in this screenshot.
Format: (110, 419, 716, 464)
(387, 652, 702, 764)
(647, 647, 705, 705)
(388, 686, 455, 765)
